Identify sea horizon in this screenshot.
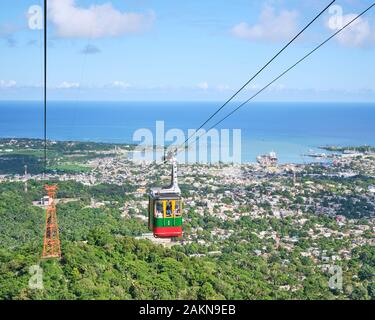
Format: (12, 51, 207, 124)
(1, 99, 375, 104)
(1, 100, 374, 164)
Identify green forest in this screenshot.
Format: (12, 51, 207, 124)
(0, 180, 374, 300)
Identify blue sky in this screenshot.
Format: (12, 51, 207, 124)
(0, 0, 375, 101)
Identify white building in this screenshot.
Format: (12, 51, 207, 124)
(40, 196, 50, 206)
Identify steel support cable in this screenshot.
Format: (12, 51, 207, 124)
(43, 0, 97, 173)
(181, 0, 336, 147)
(202, 3, 375, 134)
(43, 0, 47, 173)
(187, 2, 375, 154)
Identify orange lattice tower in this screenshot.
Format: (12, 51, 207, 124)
(42, 185, 61, 259)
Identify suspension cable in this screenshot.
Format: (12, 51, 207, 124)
(196, 2, 375, 141)
(182, 0, 336, 147)
(43, 0, 47, 173)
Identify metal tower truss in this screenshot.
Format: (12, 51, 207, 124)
(42, 185, 61, 259)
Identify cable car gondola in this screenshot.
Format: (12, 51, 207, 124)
(148, 152, 183, 238)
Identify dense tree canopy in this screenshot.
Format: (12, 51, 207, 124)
(0, 181, 373, 300)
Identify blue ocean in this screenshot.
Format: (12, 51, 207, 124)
(0, 101, 374, 164)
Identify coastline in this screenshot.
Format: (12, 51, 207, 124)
(1, 101, 375, 164)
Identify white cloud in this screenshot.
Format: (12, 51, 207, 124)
(57, 81, 80, 89)
(197, 82, 209, 90)
(327, 13, 373, 48)
(49, 0, 155, 39)
(217, 84, 231, 91)
(231, 6, 298, 42)
(111, 81, 131, 89)
(0, 80, 17, 88)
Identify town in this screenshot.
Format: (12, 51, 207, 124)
(0, 138, 374, 299)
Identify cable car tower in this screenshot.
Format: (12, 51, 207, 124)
(148, 151, 183, 238)
(42, 185, 61, 259)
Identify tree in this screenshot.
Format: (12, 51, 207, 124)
(198, 282, 216, 300)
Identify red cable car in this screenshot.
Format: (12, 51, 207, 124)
(148, 152, 183, 238)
